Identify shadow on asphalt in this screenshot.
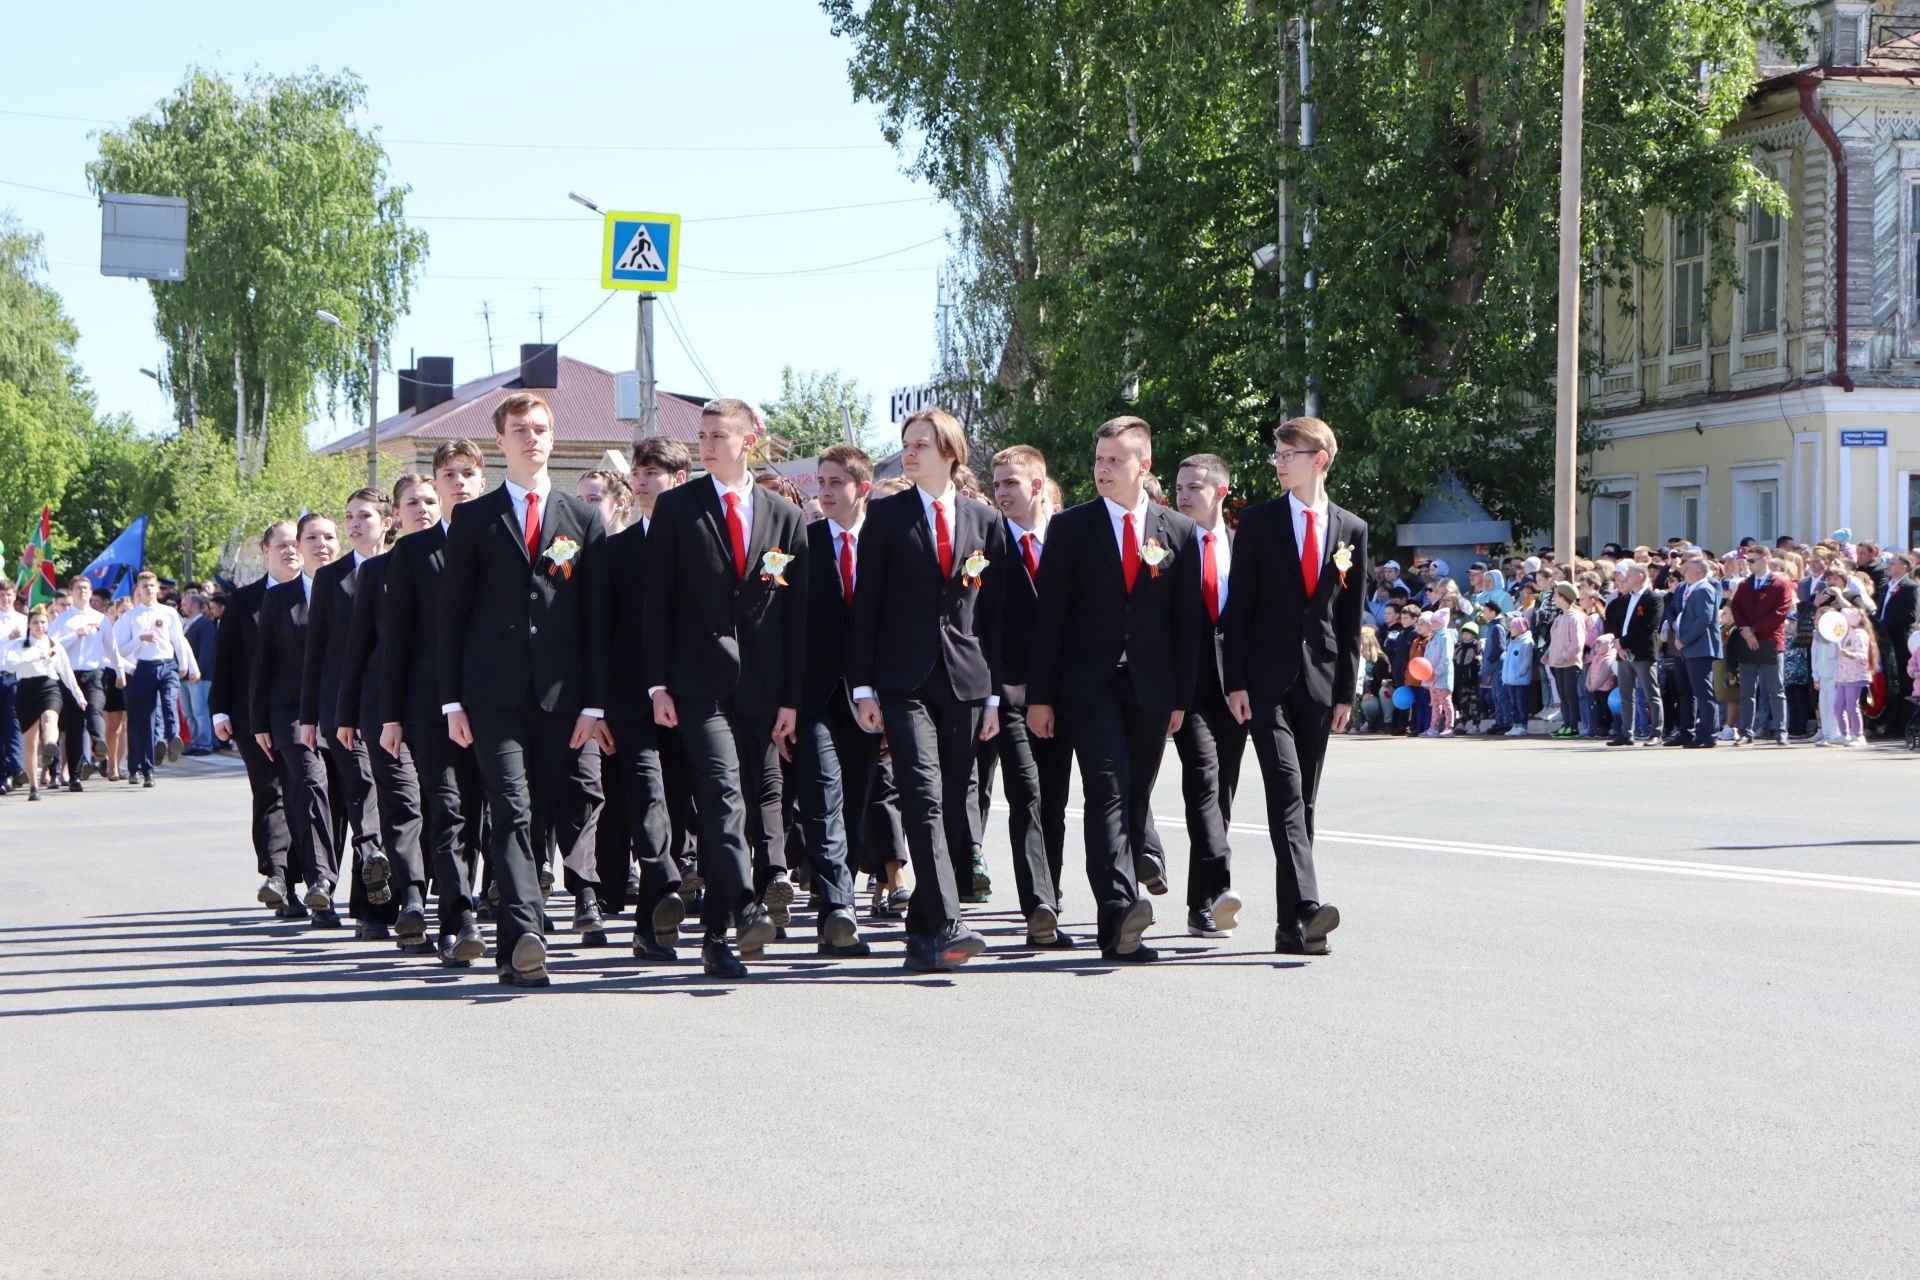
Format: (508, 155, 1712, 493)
(0, 905, 1311, 1017)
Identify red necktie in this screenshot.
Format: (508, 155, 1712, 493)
(1021, 532, 1039, 580)
(724, 490, 747, 577)
(1300, 509, 1319, 597)
(523, 490, 541, 561)
(1202, 531, 1220, 623)
(1121, 512, 1139, 594)
(840, 530, 856, 605)
(932, 499, 953, 579)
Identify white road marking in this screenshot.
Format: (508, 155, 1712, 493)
(1063, 807, 1920, 899)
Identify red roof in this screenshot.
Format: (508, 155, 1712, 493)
(318, 355, 704, 453)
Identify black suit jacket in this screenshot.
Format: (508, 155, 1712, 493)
(1221, 497, 1366, 707)
(1029, 498, 1201, 716)
(846, 488, 1007, 702)
(801, 517, 859, 720)
(1604, 589, 1666, 662)
(641, 479, 806, 718)
(1880, 577, 1916, 644)
(438, 483, 609, 714)
(336, 551, 391, 732)
(380, 524, 450, 726)
(249, 577, 312, 727)
(209, 576, 268, 731)
(601, 518, 656, 718)
(299, 553, 362, 731)
(998, 518, 1043, 690)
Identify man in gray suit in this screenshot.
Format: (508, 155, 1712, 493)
(1672, 556, 1722, 748)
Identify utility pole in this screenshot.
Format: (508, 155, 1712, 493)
(1552, 0, 1586, 566)
(366, 336, 381, 488)
(635, 293, 657, 443)
(480, 301, 496, 373)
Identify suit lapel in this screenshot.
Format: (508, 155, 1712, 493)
(744, 486, 777, 576)
(1277, 499, 1308, 598)
(692, 480, 732, 575)
(493, 486, 529, 564)
(903, 490, 942, 584)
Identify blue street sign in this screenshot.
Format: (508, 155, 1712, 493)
(1839, 430, 1887, 448)
(601, 212, 680, 292)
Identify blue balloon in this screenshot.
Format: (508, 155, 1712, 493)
(1392, 685, 1416, 710)
(1607, 688, 1623, 715)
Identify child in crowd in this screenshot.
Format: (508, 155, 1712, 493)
(1409, 613, 1434, 735)
(1420, 610, 1457, 738)
(1478, 601, 1509, 733)
(1357, 626, 1389, 732)
(1832, 607, 1874, 747)
(1810, 604, 1842, 745)
(1455, 620, 1482, 729)
(1383, 603, 1416, 734)
(1586, 632, 1618, 740)
(1501, 615, 1535, 737)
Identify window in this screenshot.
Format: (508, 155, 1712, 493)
(1731, 463, 1785, 546)
(1673, 219, 1707, 349)
(1744, 198, 1781, 335)
(1591, 479, 1636, 550)
(1659, 471, 1706, 545)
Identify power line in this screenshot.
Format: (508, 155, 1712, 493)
(410, 196, 935, 224)
(0, 177, 92, 200)
(387, 136, 887, 154)
(682, 235, 945, 278)
(660, 296, 722, 396)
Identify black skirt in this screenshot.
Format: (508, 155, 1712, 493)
(104, 676, 125, 713)
(16, 675, 62, 725)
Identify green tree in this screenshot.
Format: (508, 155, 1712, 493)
(822, 0, 1802, 531)
(762, 364, 876, 457)
(86, 67, 427, 475)
(0, 212, 96, 563)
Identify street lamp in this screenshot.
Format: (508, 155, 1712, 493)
(567, 192, 601, 212)
(313, 309, 381, 488)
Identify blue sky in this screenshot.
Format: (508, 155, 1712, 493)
(1, 1, 949, 444)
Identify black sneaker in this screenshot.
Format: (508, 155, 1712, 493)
(1187, 907, 1227, 939)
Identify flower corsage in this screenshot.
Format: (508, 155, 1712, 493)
(962, 550, 989, 588)
(761, 548, 795, 586)
(543, 536, 582, 579)
(1140, 537, 1170, 578)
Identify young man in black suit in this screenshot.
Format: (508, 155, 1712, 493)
(438, 394, 611, 987)
(1223, 416, 1366, 956)
(211, 521, 298, 914)
(380, 442, 490, 968)
(249, 514, 344, 929)
(984, 443, 1072, 947)
(788, 444, 881, 959)
(1171, 452, 1248, 940)
(338, 474, 442, 953)
(848, 407, 1008, 972)
(1029, 416, 1201, 963)
(643, 398, 797, 978)
(300, 487, 397, 940)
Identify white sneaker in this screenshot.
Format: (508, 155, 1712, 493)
(1716, 727, 1736, 741)
(1506, 726, 1528, 737)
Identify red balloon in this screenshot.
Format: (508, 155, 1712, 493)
(1407, 657, 1434, 682)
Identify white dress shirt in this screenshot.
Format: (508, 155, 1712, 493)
(712, 473, 755, 548)
(0, 607, 24, 646)
(828, 517, 863, 595)
(1288, 492, 1331, 566)
(113, 602, 199, 678)
(1103, 494, 1152, 557)
(505, 476, 553, 550)
(4, 634, 85, 701)
(1006, 515, 1046, 571)
(50, 606, 109, 671)
(1195, 520, 1232, 615)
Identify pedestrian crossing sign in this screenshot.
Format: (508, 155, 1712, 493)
(601, 212, 680, 292)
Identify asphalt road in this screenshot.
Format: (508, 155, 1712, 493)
(1, 734, 1915, 1278)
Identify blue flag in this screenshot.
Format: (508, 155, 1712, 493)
(79, 516, 147, 597)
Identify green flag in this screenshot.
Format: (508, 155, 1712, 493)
(17, 505, 57, 608)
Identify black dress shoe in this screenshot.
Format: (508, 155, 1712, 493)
(276, 897, 309, 920)
(818, 936, 873, 958)
(141, 772, 154, 788)
(1300, 901, 1340, 945)
(537, 866, 555, 895)
(632, 927, 678, 961)
(574, 891, 607, 944)
(257, 874, 289, 908)
(1661, 734, 1688, 747)
(436, 932, 474, 968)
(1100, 943, 1160, 963)
(1025, 927, 1077, 950)
(310, 907, 343, 929)
(68, 779, 83, 793)
(1111, 897, 1154, 956)
(819, 906, 861, 949)
(736, 906, 776, 959)
(500, 932, 549, 985)
(362, 850, 393, 905)
(1136, 852, 1169, 896)
(762, 868, 795, 927)
(302, 878, 334, 912)
(447, 912, 485, 964)
(1684, 738, 1717, 749)
(651, 892, 686, 942)
(1606, 736, 1632, 746)
(1025, 903, 1060, 945)
(355, 920, 391, 941)
(625, 867, 642, 900)
(702, 938, 748, 978)
(395, 905, 429, 947)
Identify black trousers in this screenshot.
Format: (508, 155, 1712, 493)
(1063, 668, 1171, 948)
(322, 732, 382, 866)
(861, 757, 909, 876)
(59, 667, 107, 771)
(673, 697, 780, 936)
(603, 710, 681, 918)
(234, 717, 290, 877)
(267, 711, 338, 891)
(880, 679, 978, 939)
(466, 701, 600, 957)
(361, 719, 425, 901)
(790, 700, 872, 915)
(658, 729, 697, 874)
(983, 700, 1063, 918)
(1245, 682, 1333, 915)
(408, 713, 485, 931)
(1174, 682, 1249, 911)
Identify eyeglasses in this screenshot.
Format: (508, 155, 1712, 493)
(1270, 448, 1319, 465)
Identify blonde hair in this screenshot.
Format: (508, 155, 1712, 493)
(1275, 415, 1338, 465)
